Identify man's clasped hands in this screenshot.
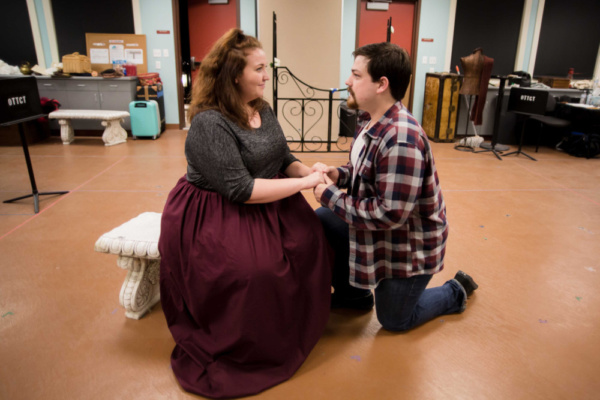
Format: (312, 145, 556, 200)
(303, 162, 339, 203)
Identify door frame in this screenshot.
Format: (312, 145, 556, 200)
(171, 0, 186, 129)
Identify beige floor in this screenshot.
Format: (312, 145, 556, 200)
(1, 131, 599, 400)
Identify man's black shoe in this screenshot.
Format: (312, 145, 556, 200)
(454, 270, 479, 297)
(331, 292, 374, 310)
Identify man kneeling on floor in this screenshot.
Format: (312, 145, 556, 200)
(313, 42, 478, 331)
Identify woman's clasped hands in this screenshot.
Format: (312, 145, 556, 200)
(306, 163, 336, 201)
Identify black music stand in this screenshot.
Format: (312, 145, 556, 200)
(473, 75, 508, 160)
(1, 76, 68, 213)
(502, 87, 552, 162)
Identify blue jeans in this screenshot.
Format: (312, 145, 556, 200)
(316, 207, 466, 332)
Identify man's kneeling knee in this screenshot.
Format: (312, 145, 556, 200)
(376, 309, 414, 332)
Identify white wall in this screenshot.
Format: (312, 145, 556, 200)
(138, 0, 178, 125)
(413, 0, 453, 123)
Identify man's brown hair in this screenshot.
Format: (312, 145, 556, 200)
(353, 42, 412, 101)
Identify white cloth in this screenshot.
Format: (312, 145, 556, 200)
(350, 123, 370, 182)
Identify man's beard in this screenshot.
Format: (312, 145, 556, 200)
(347, 89, 359, 110)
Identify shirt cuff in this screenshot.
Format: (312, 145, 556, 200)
(320, 184, 341, 208)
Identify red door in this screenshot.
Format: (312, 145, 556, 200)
(188, 0, 238, 82)
(357, 1, 416, 108)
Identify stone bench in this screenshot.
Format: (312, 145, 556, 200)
(94, 212, 162, 319)
(49, 109, 130, 146)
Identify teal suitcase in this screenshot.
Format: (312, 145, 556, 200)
(129, 100, 161, 139)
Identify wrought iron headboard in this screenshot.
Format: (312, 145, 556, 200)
(271, 12, 354, 152)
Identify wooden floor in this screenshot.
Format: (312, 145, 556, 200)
(1, 131, 599, 399)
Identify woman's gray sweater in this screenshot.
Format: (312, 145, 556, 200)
(185, 106, 299, 203)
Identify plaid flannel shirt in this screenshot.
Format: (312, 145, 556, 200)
(320, 101, 448, 289)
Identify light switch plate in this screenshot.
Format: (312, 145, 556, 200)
(155, 61, 161, 69)
(163, 49, 169, 57)
(153, 49, 161, 57)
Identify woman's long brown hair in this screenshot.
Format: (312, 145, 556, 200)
(187, 28, 267, 130)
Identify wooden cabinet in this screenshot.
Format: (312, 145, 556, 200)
(422, 73, 462, 142)
(36, 76, 137, 130)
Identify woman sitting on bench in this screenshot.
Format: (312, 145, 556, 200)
(158, 29, 333, 398)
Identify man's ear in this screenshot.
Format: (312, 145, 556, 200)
(376, 76, 390, 94)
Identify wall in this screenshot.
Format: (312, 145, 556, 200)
(138, 0, 178, 126)
(413, 0, 452, 123)
(520, 0, 540, 73)
(339, 0, 357, 91)
(239, 0, 257, 37)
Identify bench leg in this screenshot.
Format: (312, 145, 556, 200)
(102, 118, 128, 147)
(58, 119, 74, 145)
(117, 256, 160, 319)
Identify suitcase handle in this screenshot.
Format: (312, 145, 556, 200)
(135, 103, 148, 108)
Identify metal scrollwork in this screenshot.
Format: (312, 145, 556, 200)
(272, 12, 352, 152)
(277, 68, 317, 99)
(274, 66, 351, 152)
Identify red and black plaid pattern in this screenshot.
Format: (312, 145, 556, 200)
(321, 102, 448, 289)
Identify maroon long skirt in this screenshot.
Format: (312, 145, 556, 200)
(158, 176, 333, 399)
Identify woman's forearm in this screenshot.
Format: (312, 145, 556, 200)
(284, 160, 311, 178)
(245, 177, 311, 204)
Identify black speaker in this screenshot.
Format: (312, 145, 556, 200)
(339, 101, 357, 138)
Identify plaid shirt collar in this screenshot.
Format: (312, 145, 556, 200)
(356, 101, 404, 140)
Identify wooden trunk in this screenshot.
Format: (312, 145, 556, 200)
(422, 73, 461, 142)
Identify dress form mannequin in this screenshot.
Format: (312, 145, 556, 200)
(459, 48, 494, 126)
(460, 48, 484, 96)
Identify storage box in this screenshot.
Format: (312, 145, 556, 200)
(136, 84, 163, 100)
(537, 76, 570, 89)
(137, 73, 161, 86)
(62, 52, 92, 74)
(422, 73, 462, 142)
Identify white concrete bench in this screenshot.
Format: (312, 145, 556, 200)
(49, 109, 130, 146)
(94, 212, 162, 319)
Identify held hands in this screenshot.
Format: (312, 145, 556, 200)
(308, 162, 337, 204)
(310, 163, 339, 183)
(313, 172, 334, 203)
(310, 162, 329, 174)
(302, 171, 326, 190)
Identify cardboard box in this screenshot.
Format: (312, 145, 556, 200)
(136, 84, 163, 100)
(537, 76, 570, 89)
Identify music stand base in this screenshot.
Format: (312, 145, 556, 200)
(4, 191, 69, 214)
(479, 142, 509, 151)
(473, 141, 505, 161)
(454, 144, 475, 152)
(501, 150, 537, 161)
